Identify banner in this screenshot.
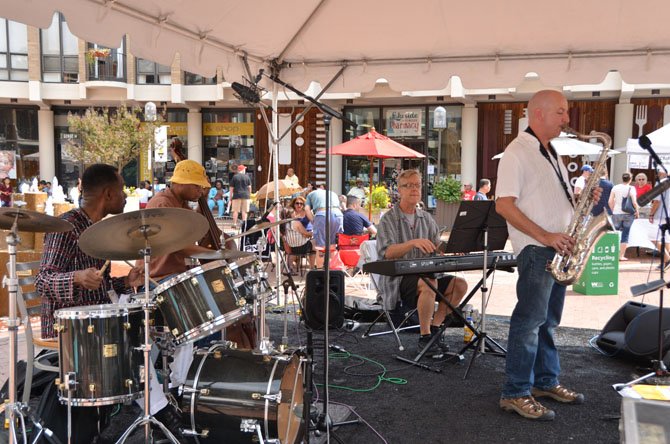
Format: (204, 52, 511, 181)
(154, 125, 169, 162)
(203, 122, 254, 136)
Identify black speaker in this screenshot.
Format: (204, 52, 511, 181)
(596, 301, 670, 363)
(304, 270, 345, 330)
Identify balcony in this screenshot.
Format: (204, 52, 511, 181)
(86, 52, 126, 82)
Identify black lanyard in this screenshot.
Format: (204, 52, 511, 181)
(525, 127, 574, 208)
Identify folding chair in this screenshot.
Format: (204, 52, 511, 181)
(337, 233, 370, 292)
(359, 240, 419, 351)
(7, 261, 59, 404)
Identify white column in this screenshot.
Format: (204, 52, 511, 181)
(460, 104, 478, 185)
(187, 109, 203, 164)
(329, 112, 343, 195)
(38, 109, 55, 180)
(611, 103, 634, 183)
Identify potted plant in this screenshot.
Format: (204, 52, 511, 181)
(368, 184, 390, 223)
(433, 177, 462, 230)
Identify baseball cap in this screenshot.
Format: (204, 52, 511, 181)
(238, 164, 246, 172)
(169, 160, 210, 188)
(581, 165, 594, 172)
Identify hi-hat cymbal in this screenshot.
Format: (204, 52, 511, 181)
(79, 208, 209, 261)
(0, 207, 73, 233)
(190, 249, 255, 262)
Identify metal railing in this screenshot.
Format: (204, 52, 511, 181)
(86, 53, 126, 82)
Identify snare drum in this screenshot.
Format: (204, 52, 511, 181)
(182, 346, 304, 443)
(153, 260, 250, 345)
(54, 303, 144, 406)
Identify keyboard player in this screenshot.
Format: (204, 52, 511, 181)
(376, 169, 467, 357)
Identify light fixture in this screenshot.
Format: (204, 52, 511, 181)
(144, 102, 157, 122)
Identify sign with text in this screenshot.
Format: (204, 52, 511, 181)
(572, 232, 619, 296)
(386, 108, 422, 137)
(203, 122, 254, 136)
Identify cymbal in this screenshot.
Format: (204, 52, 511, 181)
(231, 217, 299, 240)
(190, 249, 255, 262)
(0, 207, 73, 233)
(79, 208, 209, 261)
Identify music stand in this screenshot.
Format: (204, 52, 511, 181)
(445, 200, 508, 378)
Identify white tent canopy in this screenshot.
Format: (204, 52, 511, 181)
(492, 135, 619, 160)
(625, 124, 670, 169)
(2, 0, 670, 93)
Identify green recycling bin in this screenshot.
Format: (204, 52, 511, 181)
(572, 232, 619, 296)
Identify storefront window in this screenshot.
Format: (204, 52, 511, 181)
(342, 105, 463, 210)
(0, 106, 39, 181)
(202, 110, 255, 190)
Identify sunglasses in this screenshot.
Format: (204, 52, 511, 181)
(294, 202, 304, 206)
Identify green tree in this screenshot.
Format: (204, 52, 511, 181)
(65, 104, 163, 170)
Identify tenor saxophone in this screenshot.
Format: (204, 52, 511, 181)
(550, 127, 614, 285)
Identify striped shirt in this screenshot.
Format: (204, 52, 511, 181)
(375, 205, 441, 310)
(36, 208, 127, 338)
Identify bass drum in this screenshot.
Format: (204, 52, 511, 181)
(182, 346, 304, 443)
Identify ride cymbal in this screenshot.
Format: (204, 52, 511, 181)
(79, 208, 208, 260)
(0, 207, 73, 233)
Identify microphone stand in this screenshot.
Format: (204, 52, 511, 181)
(615, 159, 670, 390)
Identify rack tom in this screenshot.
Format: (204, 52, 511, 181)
(153, 260, 250, 345)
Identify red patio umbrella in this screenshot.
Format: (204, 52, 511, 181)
(321, 128, 425, 219)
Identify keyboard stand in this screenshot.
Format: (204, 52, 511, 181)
(394, 275, 466, 372)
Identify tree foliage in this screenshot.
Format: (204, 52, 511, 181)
(65, 104, 163, 170)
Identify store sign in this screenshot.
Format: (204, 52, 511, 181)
(386, 108, 422, 137)
(167, 122, 188, 136)
(203, 122, 254, 136)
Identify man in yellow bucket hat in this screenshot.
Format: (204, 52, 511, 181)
(141, 159, 213, 281)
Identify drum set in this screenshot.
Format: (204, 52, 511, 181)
(1, 206, 307, 444)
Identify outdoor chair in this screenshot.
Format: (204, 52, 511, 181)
(7, 261, 59, 404)
(359, 240, 419, 351)
(337, 233, 370, 292)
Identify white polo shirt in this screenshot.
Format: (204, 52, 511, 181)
(496, 131, 574, 255)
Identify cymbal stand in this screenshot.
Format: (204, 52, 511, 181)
(253, 236, 274, 355)
(4, 215, 21, 444)
(116, 230, 179, 444)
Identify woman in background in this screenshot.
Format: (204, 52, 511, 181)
(0, 177, 12, 207)
(208, 179, 226, 218)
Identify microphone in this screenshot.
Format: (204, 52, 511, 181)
(638, 178, 670, 207)
(638, 134, 668, 174)
(231, 82, 260, 104)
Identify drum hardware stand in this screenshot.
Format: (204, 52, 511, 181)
(277, 247, 305, 352)
(2, 210, 59, 444)
(116, 234, 179, 444)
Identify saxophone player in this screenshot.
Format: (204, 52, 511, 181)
(496, 90, 601, 420)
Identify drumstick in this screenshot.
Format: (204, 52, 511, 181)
(98, 260, 111, 275)
(123, 260, 161, 287)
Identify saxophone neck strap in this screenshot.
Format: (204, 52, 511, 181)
(525, 127, 575, 208)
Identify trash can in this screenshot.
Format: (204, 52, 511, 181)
(572, 232, 619, 296)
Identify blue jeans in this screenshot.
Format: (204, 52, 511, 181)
(612, 213, 634, 243)
(208, 198, 225, 217)
(501, 245, 566, 399)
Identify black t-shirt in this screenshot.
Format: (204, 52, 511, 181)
(230, 172, 251, 199)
